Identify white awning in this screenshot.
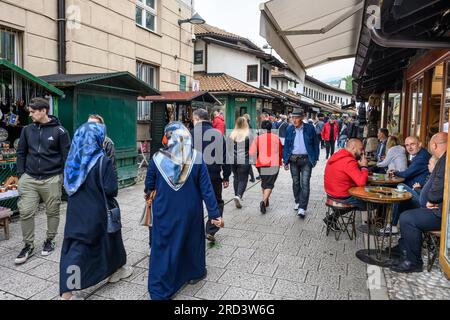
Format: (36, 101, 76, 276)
(260, 0, 364, 69)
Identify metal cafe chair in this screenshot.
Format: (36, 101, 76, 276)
(325, 198, 357, 241)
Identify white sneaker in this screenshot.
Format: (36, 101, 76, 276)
(60, 294, 84, 300)
(379, 224, 399, 235)
(294, 203, 300, 211)
(234, 196, 242, 209)
(297, 208, 306, 218)
(108, 266, 134, 283)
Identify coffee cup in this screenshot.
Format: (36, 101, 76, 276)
(397, 185, 405, 192)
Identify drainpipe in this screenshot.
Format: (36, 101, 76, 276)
(370, 28, 450, 49)
(57, 0, 66, 74)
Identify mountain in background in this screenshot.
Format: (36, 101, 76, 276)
(321, 75, 353, 93)
(322, 76, 343, 86)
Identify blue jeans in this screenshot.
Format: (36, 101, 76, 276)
(398, 208, 441, 266)
(290, 155, 312, 210)
(391, 184, 420, 225)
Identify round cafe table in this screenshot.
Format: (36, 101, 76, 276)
(367, 174, 405, 186)
(349, 186, 412, 267)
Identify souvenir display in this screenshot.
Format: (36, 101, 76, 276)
(0, 128, 7, 142)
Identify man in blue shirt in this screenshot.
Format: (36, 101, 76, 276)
(283, 110, 319, 218)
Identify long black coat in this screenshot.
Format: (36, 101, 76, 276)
(59, 157, 126, 295)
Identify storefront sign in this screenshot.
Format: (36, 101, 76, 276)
(235, 98, 248, 102)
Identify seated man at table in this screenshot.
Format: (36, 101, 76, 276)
(389, 136, 431, 189)
(390, 132, 447, 273)
(380, 155, 437, 235)
(324, 139, 369, 228)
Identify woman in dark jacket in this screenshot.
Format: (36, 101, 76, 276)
(59, 122, 129, 300)
(243, 114, 256, 182)
(228, 117, 253, 208)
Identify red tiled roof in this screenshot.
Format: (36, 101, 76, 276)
(139, 91, 219, 103)
(194, 24, 248, 41)
(194, 73, 270, 97)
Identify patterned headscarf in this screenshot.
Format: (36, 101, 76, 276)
(153, 121, 196, 191)
(64, 122, 106, 196)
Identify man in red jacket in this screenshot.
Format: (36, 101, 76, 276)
(321, 115, 339, 159)
(212, 110, 225, 135)
(324, 138, 369, 226)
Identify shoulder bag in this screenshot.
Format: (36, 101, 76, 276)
(99, 156, 122, 233)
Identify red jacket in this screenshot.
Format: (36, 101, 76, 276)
(324, 149, 369, 198)
(212, 115, 225, 135)
(249, 133, 283, 167)
(321, 121, 339, 142)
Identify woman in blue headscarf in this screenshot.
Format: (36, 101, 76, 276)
(59, 122, 128, 300)
(144, 122, 223, 300)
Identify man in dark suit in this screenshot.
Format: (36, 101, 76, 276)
(390, 132, 447, 273)
(191, 109, 231, 243)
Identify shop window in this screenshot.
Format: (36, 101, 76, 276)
(386, 93, 401, 136)
(426, 62, 444, 144)
(247, 65, 258, 82)
(0, 27, 21, 66)
(136, 0, 157, 32)
(136, 61, 159, 121)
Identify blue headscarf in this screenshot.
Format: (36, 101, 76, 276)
(64, 122, 106, 196)
(153, 121, 196, 191)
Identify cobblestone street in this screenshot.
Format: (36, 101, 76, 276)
(2, 149, 449, 300)
(0, 149, 376, 300)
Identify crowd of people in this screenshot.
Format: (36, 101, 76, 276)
(9, 97, 448, 300)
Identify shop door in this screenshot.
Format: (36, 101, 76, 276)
(425, 62, 445, 145)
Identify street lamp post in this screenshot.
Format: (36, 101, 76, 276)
(177, 12, 206, 85)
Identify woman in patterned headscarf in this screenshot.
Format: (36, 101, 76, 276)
(144, 121, 223, 300)
(60, 122, 130, 300)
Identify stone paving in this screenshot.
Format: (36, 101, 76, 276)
(3, 148, 447, 300)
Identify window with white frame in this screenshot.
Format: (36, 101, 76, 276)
(136, 61, 159, 121)
(0, 26, 21, 66)
(136, 0, 157, 32)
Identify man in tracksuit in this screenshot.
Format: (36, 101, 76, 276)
(15, 97, 71, 265)
(191, 108, 231, 243)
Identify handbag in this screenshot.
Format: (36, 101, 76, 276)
(139, 190, 156, 227)
(99, 156, 122, 233)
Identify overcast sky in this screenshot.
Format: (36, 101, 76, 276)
(193, 0, 355, 82)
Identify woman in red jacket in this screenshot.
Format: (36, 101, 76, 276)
(250, 120, 283, 214)
(321, 116, 339, 159)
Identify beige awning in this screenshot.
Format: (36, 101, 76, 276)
(260, 0, 364, 70)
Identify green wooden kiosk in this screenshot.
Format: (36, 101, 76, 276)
(41, 72, 159, 188)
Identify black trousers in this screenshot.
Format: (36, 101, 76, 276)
(317, 134, 324, 149)
(325, 140, 336, 159)
(249, 165, 255, 181)
(232, 164, 251, 198)
(205, 178, 224, 236)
